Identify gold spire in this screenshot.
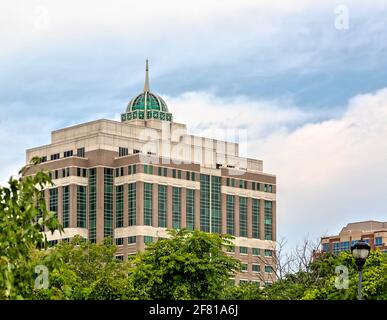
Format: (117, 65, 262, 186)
(143, 59, 150, 92)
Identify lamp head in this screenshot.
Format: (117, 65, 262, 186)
(351, 240, 371, 270)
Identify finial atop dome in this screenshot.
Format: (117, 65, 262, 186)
(121, 60, 173, 123)
(143, 59, 150, 92)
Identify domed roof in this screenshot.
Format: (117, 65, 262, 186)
(126, 91, 169, 112)
(121, 60, 173, 122)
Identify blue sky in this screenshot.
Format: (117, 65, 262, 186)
(1, 0, 387, 250)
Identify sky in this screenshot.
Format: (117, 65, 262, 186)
(1, 0, 386, 250)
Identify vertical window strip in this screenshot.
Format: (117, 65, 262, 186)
(252, 198, 260, 239)
(144, 183, 153, 226)
(49, 188, 58, 218)
(172, 187, 181, 229)
(226, 194, 235, 235)
(89, 168, 97, 242)
(239, 197, 248, 237)
(115, 185, 124, 228)
(264, 200, 273, 240)
(62, 185, 70, 228)
(200, 174, 210, 232)
(77, 185, 87, 228)
(128, 182, 136, 226)
(186, 189, 195, 230)
(158, 185, 167, 227)
(211, 176, 221, 233)
(104, 168, 114, 237)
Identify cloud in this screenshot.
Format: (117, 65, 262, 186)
(165, 88, 387, 248)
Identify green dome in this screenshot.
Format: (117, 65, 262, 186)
(126, 91, 169, 112)
(121, 60, 173, 123)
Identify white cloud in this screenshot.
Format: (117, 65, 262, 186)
(167, 88, 387, 247)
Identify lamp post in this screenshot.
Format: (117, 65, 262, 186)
(351, 240, 370, 300)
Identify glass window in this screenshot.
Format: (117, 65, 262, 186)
(322, 243, 329, 252)
(252, 199, 260, 239)
(63, 150, 73, 158)
(88, 168, 97, 242)
(115, 185, 124, 228)
(340, 241, 350, 252)
(128, 183, 136, 226)
(50, 153, 60, 161)
(191, 172, 195, 181)
(239, 197, 248, 237)
(144, 236, 153, 244)
(264, 201, 273, 240)
(333, 242, 340, 254)
(77, 147, 85, 158)
(104, 168, 114, 237)
(186, 171, 190, 180)
(240, 246, 248, 254)
(118, 147, 128, 157)
(269, 185, 273, 193)
(177, 170, 182, 179)
(158, 185, 167, 228)
(200, 174, 210, 232)
(264, 249, 272, 257)
(231, 179, 235, 187)
(375, 237, 383, 246)
(172, 187, 181, 229)
(128, 236, 136, 244)
(227, 178, 230, 186)
(115, 238, 124, 245)
(252, 182, 256, 190)
(173, 169, 177, 178)
(264, 184, 268, 192)
(241, 263, 248, 272)
(144, 183, 153, 226)
(62, 186, 70, 228)
(115, 255, 124, 261)
(252, 264, 260, 272)
(252, 248, 260, 256)
(186, 189, 195, 230)
(49, 188, 58, 218)
(265, 266, 273, 273)
(163, 167, 168, 177)
(158, 167, 162, 176)
(239, 180, 244, 188)
(226, 195, 235, 235)
(244, 181, 248, 189)
(77, 185, 87, 228)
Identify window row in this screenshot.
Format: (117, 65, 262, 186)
(241, 263, 273, 273)
(40, 147, 85, 163)
(227, 246, 273, 257)
(226, 177, 274, 193)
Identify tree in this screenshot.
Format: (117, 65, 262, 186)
(129, 229, 240, 299)
(29, 236, 133, 300)
(0, 158, 62, 299)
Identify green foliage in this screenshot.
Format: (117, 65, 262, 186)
(129, 229, 240, 299)
(28, 236, 133, 300)
(0, 157, 62, 299)
(302, 250, 387, 300)
(221, 283, 263, 300)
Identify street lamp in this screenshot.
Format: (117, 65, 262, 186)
(351, 240, 371, 300)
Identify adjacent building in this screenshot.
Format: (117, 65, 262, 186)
(24, 61, 277, 285)
(321, 220, 387, 254)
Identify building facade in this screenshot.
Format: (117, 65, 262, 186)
(24, 61, 277, 286)
(321, 221, 387, 254)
